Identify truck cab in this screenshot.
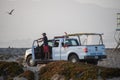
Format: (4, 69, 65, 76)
(25, 33, 106, 66)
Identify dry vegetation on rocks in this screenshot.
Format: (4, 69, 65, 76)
(39, 61, 120, 80)
(0, 61, 35, 80)
(0, 61, 24, 80)
(19, 70, 34, 80)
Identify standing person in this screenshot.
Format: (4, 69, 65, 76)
(37, 33, 49, 59)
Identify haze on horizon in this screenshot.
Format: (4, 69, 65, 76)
(0, 0, 120, 48)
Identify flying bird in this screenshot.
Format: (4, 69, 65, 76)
(7, 9, 14, 15)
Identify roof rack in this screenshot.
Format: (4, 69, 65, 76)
(54, 36, 65, 38)
(64, 33, 103, 36)
(54, 33, 103, 39)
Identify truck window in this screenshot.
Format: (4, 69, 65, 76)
(48, 40, 53, 47)
(65, 39, 79, 46)
(53, 40, 59, 47)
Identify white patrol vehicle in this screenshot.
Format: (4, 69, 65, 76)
(24, 33, 106, 66)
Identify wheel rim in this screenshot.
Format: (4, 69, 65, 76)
(71, 58, 77, 63)
(28, 57, 35, 66)
(29, 59, 34, 65)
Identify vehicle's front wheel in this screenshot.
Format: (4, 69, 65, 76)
(26, 55, 37, 67)
(68, 54, 79, 63)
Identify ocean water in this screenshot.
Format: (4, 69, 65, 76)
(0, 48, 29, 54)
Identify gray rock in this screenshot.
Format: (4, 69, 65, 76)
(14, 77, 27, 80)
(98, 49, 120, 68)
(106, 77, 120, 80)
(0, 76, 4, 80)
(51, 74, 65, 80)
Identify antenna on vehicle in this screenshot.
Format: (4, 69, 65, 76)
(113, 13, 120, 52)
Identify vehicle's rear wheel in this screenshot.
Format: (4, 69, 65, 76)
(68, 54, 79, 63)
(26, 55, 37, 67)
(92, 60, 98, 65)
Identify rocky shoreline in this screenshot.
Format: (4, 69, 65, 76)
(0, 48, 120, 80)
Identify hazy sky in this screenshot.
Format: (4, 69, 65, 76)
(0, 0, 120, 48)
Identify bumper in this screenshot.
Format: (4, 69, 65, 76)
(84, 55, 107, 60)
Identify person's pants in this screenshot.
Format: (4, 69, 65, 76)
(43, 45, 49, 53)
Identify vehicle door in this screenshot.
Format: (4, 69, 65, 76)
(60, 38, 80, 60)
(52, 39, 63, 60)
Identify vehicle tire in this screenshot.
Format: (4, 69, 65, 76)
(26, 55, 37, 67)
(92, 60, 98, 65)
(68, 54, 79, 63)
